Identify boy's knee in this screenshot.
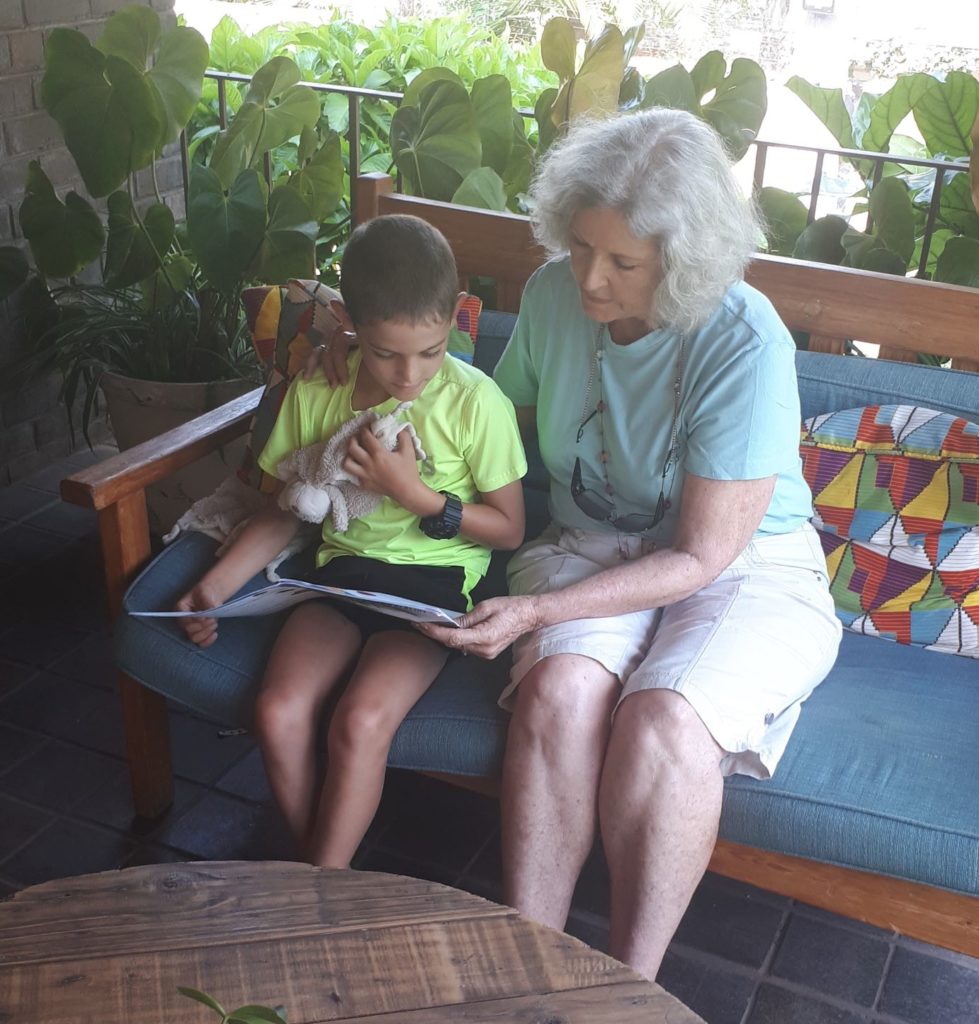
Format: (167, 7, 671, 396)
(329, 698, 395, 754)
(254, 687, 308, 740)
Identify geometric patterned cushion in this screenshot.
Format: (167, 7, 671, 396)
(236, 282, 484, 490)
(800, 404, 979, 657)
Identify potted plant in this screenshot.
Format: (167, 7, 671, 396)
(0, 4, 343, 531)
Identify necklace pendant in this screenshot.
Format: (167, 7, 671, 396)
(596, 399, 606, 412)
(599, 450, 609, 464)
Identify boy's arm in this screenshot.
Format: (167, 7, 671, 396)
(175, 491, 302, 648)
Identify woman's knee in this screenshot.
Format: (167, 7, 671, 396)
(512, 655, 619, 741)
(614, 689, 721, 768)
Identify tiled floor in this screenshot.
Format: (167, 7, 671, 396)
(2, 451, 979, 1024)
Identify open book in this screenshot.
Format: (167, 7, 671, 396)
(130, 578, 462, 627)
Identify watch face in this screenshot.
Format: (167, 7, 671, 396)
(420, 492, 462, 539)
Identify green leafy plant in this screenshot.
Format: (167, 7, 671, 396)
(179, 986, 287, 1024)
(0, 5, 343, 442)
(760, 70, 979, 290)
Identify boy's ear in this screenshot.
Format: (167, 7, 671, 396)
(329, 299, 355, 333)
(452, 291, 467, 320)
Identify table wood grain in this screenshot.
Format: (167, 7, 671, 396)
(0, 861, 705, 1023)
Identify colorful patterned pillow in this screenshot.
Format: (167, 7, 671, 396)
(800, 405, 979, 657)
(237, 282, 484, 490)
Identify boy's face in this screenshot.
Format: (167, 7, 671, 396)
(357, 316, 455, 402)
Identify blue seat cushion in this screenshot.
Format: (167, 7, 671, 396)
(116, 532, 511, 776)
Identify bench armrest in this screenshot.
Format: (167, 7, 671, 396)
(60, 387, 263, 511)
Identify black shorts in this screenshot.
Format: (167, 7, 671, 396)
(309, 555, 469, 639)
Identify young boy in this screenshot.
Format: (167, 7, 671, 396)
(177, 215, 527, 867)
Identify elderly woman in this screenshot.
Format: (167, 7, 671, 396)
(419, 107, 842, 980)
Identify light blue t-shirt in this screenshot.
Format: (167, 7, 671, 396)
(493, 256, 813, 543)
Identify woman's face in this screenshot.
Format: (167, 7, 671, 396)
(569, 207, 662, 327)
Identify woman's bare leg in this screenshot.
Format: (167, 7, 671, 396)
(306, 630, 449, 868)
(501, 654, 620, 928)
(600, 689, 724, 980)
(254, 602, 362, 847)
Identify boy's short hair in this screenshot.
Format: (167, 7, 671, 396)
(339, 214, 459, 327)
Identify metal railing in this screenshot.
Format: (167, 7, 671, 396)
(183, 70, 970, 272)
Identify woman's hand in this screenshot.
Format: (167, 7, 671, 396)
(417, 595, 541, 660)
(303, 326, 356, 385)
(174, 581, 226, 648)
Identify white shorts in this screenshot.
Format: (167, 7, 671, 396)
(501, 522, 842, 779)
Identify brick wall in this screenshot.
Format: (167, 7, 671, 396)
(0, 0, 179, 486)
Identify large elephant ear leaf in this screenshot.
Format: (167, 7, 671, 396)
(391, 79, 480, 201)
(868, 177, 915, 264)
(971, 110, 979, 214)
(248, 185, 317, 284)
(188, 164, 267, 292)
(690, 50, 726, 100)
(41, 31, 163, 197)
(148, 27, 210, 147)
(640, 64, 697, 114)
(540, 17, 577, 81)
(452, 167, 507, 211)
(96, 4, 160, 70)
(861, 73, 933, 156)
(934, 236, 979, 288)
(210, 57, 320, 189)
(558, 24, 623, 126)
(757, 187, 808, 256)
(786, 76, 855, 149)
(701, 57, 766, 160)
(19, 161, 104, 278)
(913, 70, 979, 159)
(471, 75, 513, 176)
(402, 67, 465, 109)
(287, 129, 344, 222)
(104, 193, 174, 288)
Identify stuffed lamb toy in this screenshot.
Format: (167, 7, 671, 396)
(275, 402, 427, 533)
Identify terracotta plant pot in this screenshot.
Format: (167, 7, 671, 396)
(100, 371, 254, 536)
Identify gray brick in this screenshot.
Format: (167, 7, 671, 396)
(26, 0, 92, 28)
(33, 407, 72, 448)
(37, 146, 82, 189)
(0, 34, 12, 72)
(0, 0, 25, 32)
(2, 375, 62, 428)
(0, 205, 15, 240)
(7, 436, 72, 482)
(0, 152, 32, 204)
(4, 110, 60, 156)
(134, 156, 184, 199)
(0, 74, 37, 119)
(8, 29, 43, 73)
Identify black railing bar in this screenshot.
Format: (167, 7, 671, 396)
(807, 150, 825, 224)
(753, 137, 966, 174)
(217, 77, 228, 130)
(205, 69, 403, 102)
(179, 130, 190, 200)
(916, 169, 946, 277)
(752, 140, 768, 192)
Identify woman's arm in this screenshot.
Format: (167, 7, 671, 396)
(418, 472, 775, 658)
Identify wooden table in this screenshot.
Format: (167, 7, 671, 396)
(0, 861, 705, 1023)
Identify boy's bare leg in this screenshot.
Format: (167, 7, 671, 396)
(255, 602, 363, 849)
(306, 630, 449, 868)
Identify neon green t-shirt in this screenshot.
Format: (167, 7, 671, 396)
(258, 351, 527, 601)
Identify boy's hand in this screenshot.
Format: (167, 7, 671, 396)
(175, 582, 226, 648)
(343, 427, 438, 515)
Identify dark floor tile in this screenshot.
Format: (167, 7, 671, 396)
(879, 946, 979, 1024)
(168, 713, 257, 785)
(75, 696, 126, 758)
(0, 723, 47, 775)
(0, 523, 74, 568)
(794, 903, 894, 941)
(48, 631, 117, 689)
(771, 912, 889, 1006)
(0, 517, 11, 532)
(0, 741, 122, 813)
(565, 911, 609, 955)
(455, 870, 503, 905)
(0, 795, 54, 858)
(0, 671, 113, 742)
(214, 747, 271, 803)
(22, 462, 78, 495)
(77, 768, 209, 835)
(746, 984, 864, 1024)
(355, 846, 458, 887)
(0, 658, 38, 697)
(22, 501, 98, 539)
(658, 950, 757, 1024)
(464, 828, 502, 887)
(123, 843, 193, 869)
(0, 878, 18, 898)
(672, 872, 787, 969)
(0, 817, 134, 888)
(0, 620, 91, 669)
(154, 791, 298, 862)
(0, 483, 57, 521)
(373, 774, 498, 874)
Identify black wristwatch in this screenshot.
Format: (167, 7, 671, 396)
(419, 491, 463, 540)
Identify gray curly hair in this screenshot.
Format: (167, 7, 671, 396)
(530, 108, 761, 334)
